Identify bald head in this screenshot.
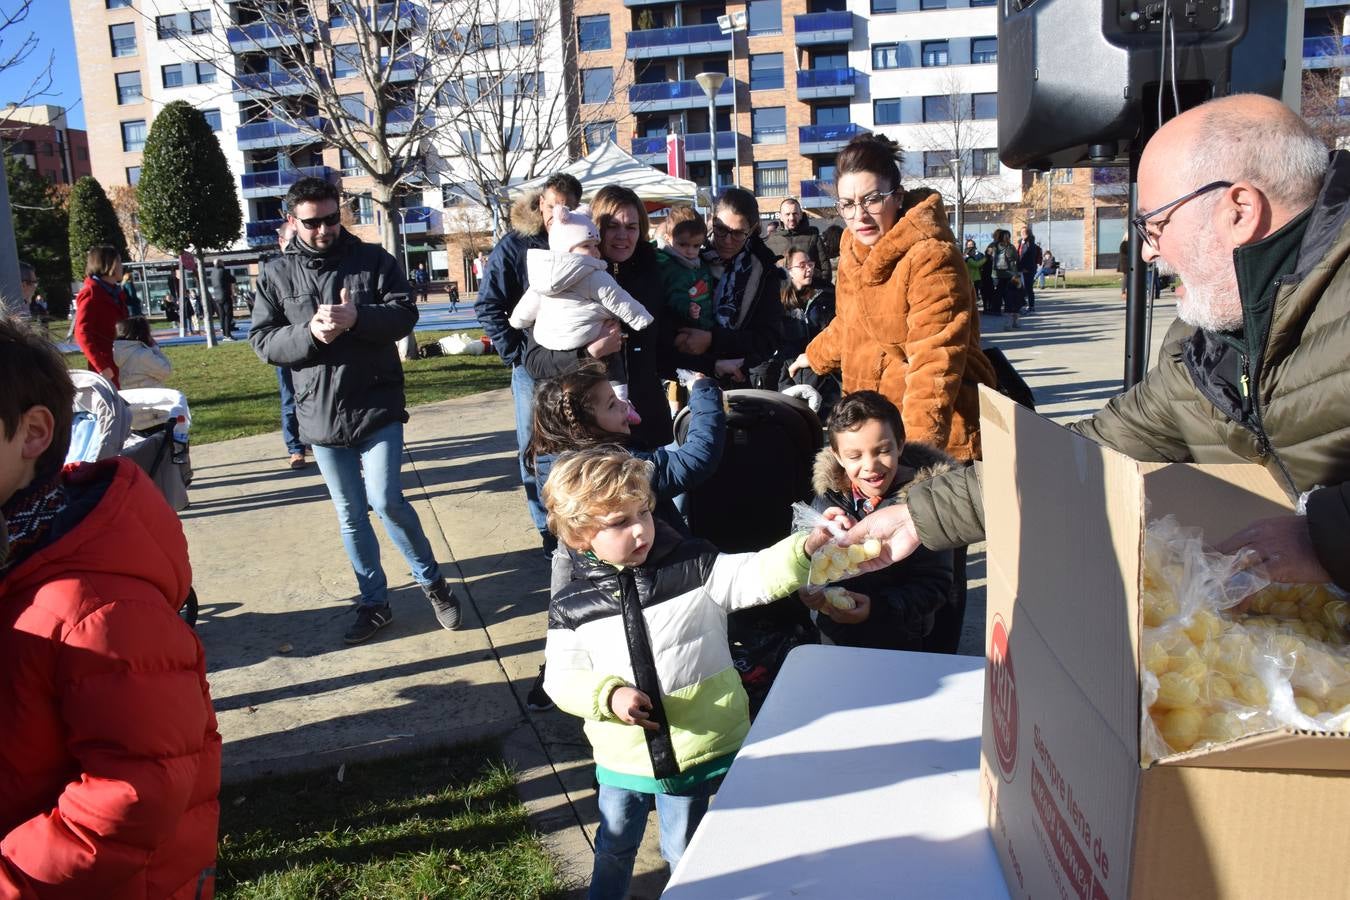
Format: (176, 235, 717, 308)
(1140, 94, 1327, 226)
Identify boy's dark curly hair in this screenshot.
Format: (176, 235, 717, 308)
(826, 390, 905, 449)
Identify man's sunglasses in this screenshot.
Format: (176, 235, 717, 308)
(296, 211, 342, 229)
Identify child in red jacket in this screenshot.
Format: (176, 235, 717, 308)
(0, 314, 220, 899)
(73, 245, 129, 386)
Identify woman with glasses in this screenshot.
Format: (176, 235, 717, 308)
(789, 133, 994, 461)
(672, 187, 785, 389)
(772, 248, 840, 416)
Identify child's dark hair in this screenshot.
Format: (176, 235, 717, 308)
(666, 204, 707, 240)
(826, 390, 905, 449)
(0, 314, 74, 477)
(836, 133, 904, 195)
(115, 315, 154, 346)
(526, 359, 614, 472)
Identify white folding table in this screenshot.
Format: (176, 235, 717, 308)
(662, 645, 1009, 899)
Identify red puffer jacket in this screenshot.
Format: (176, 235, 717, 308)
(0, 458, 220, 900)
(73, 276, 129, 387)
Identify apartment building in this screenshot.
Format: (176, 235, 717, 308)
(72, 0, 572, 289)
(0, 105, 93, 185)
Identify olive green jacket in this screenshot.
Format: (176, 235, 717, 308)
(908, 151, 1350, 589)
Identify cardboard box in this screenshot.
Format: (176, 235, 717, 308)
(977, 388, 1350, 900)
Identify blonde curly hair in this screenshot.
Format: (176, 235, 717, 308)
(542, 446, 655, 549)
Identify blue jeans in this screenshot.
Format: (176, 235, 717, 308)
(277, 368, 305, 455)
(311, 421, 440, 607)
(589, 781, 715, 900)
(511, 364, 549, 536)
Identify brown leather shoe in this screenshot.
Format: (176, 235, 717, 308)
(288, 452, 307, 470)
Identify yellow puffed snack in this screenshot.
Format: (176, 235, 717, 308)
(1184, 610, 1224, 645)
(823, 587, 856, 611)
(1232, 674, 1269, 707)
(1199, 711, 1244, 744)
(1155, 671, 1202, 710)
(1158, 707, 1206, 752)
(1295, 695, 1322, 717)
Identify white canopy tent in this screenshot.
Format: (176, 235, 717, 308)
(510, 141, 700, 207)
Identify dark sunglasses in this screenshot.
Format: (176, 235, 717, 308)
(296, 211, 342, 229)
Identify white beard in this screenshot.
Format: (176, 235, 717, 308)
(1154, 225, 1244, 333)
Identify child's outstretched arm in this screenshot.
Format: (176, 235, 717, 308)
(592, 271, 654, 331)
(640, 376, 726, 498)
(702, 509, 851, 612)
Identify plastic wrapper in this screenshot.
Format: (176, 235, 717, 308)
(1139, 516, 1350, 765)
(790, 501, 882, 591)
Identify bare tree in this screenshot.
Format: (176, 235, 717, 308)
(908, 69, 1004, 242)
(108, 184, 156, 304)
(0, 0, 55, 127)
(1300, 13, 1350, 151)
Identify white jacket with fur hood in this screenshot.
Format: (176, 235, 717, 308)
(508, 250, 654, 351)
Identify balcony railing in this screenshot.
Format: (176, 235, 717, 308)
(799, 179, 836, 208)
(399, 205, 434, 233)
(793, 11, 853, 45)
(388, 54, 424, 81)
(631, 131, 737, 162)
(1304, 34, 1350, 68)
(245, 218, 286, 247)
(626, 23, 732, 60)
(796, 67, 856, 100)
(799, 122, 868, 154)
(235, 116, 327, 149)
(386, 105, 434, 133)
(629, 77, 734, 110)
(226, 18, 315, 50)
(232, 70, 308, 96)
(240, 165, 337, 197)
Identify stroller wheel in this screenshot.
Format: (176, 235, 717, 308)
(180, 586, 199, 628)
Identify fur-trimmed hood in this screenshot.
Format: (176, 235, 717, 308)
(510, 190, 545, 238)
(812, 440, 957, 503)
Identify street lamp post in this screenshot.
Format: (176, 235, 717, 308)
(716, 10, 747, 188)
(948, 156, 964, 245)
(694, 71, 726, 207)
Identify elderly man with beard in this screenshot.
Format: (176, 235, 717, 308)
(835, 93, 1350, 592)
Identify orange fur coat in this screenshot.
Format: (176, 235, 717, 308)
(804, 192, 996, 461)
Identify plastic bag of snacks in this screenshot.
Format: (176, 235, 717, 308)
(789, 502, 883, 609)
(1140, 515, 1350, 764)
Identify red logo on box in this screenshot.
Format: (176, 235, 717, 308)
(989, 615, 1019, 782)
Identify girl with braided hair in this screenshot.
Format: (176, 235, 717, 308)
(521, 359, 728, 711)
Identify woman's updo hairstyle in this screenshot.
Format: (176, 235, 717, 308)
(714, 186, 760, 225)
(836, 133, 904, 194)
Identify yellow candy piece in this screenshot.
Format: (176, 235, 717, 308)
(1199, 711, 1244, 745)
(823, 587, 856, 611)
(862, 538, 882, 559)
(1198, 673, 1235, 705)
(1184, 611, 1224, 645)
(1155, 672, 1201, 710)
(1158, 707, 1205, 752)
(1143, 642, 1171, 677)
(1324, 600, 1350, 633)
(1232, 675, 1269, 707)
(1295, 695, 1321, 717)
(846, 543, 867, 565)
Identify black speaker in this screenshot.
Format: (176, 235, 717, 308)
(997, 0, 1290, 171)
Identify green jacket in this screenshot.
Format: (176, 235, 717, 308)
(909, 151, 1350, 589)
(655, 249, 716, 329)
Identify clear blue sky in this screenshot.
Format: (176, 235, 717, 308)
(0, 1, 84, 129)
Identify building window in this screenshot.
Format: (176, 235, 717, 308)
(921, 40, 948, 67)
(115, 71, 142, 105)
(106, 0, 132, 7)
(584, 120, 617, 150)
(582, 67, 613, 104)
(971, 36, 997, 64)
(922, 95, 952, 122)
(923, 151, 954, 178)
(816, 162, 837, 182)
(191, 10, 211, 34)
(354, 195, 374, 225)
(202, 108, 222, 132)
(812, 51, 847, 69)
(920, 0, 947, 8)
(109, 23, 137, 58)
(121, 119, 146, 152)
(872, 43, 901, 70)
(340, 93, 368, 121)
(973, 92, 997, 119)
(752, 106, 786, 144)
(334, 44, 359, 78)
(126, 166, 141, 185)
(874, 98, 902, 125)
(155, 14, 178, 39)
(971, 147, 999, 176)
(750, 53, 784, 90)
(970, 0, 997, 5)
(162, 63, 184, 89)
(195, 62, 215, 84)
(747, 0, 782, 36)
(340, 146, 364, 176)
(871, 0, 897, 13)
(512, 71, 543, 97)
(578, 15, 610, 52)
(754, 160, 789, 197)
(815, 104, 849, 125)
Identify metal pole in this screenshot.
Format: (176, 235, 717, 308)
(1124, 155, 1149, 388)
(729, 30, 739, 188)
(707, 92, 718, 202)
(1046, 176, 1053, 256)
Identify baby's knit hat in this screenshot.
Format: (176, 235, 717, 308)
(549, 204, 601, 254)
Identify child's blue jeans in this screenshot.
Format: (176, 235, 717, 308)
(589, 780, 716, 900)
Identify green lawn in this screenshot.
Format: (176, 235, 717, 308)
(1064, 274, 1125, 288)
(63, 330, 509, 446)
(215, 743, 564, 899)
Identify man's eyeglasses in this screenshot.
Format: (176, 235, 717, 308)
(836, 189, 896, 220)
(712, 221, 750, 242)
(1131, 180, 1232, 250)
(296, 211, 342, 230)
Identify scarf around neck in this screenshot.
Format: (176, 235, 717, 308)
(0, 472, 66, 579)
(713, 246, 753, 328)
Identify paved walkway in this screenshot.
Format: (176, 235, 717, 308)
(182, 285, 1174, 898)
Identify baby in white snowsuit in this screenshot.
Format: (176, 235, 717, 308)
(509, 205, 654, 401)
